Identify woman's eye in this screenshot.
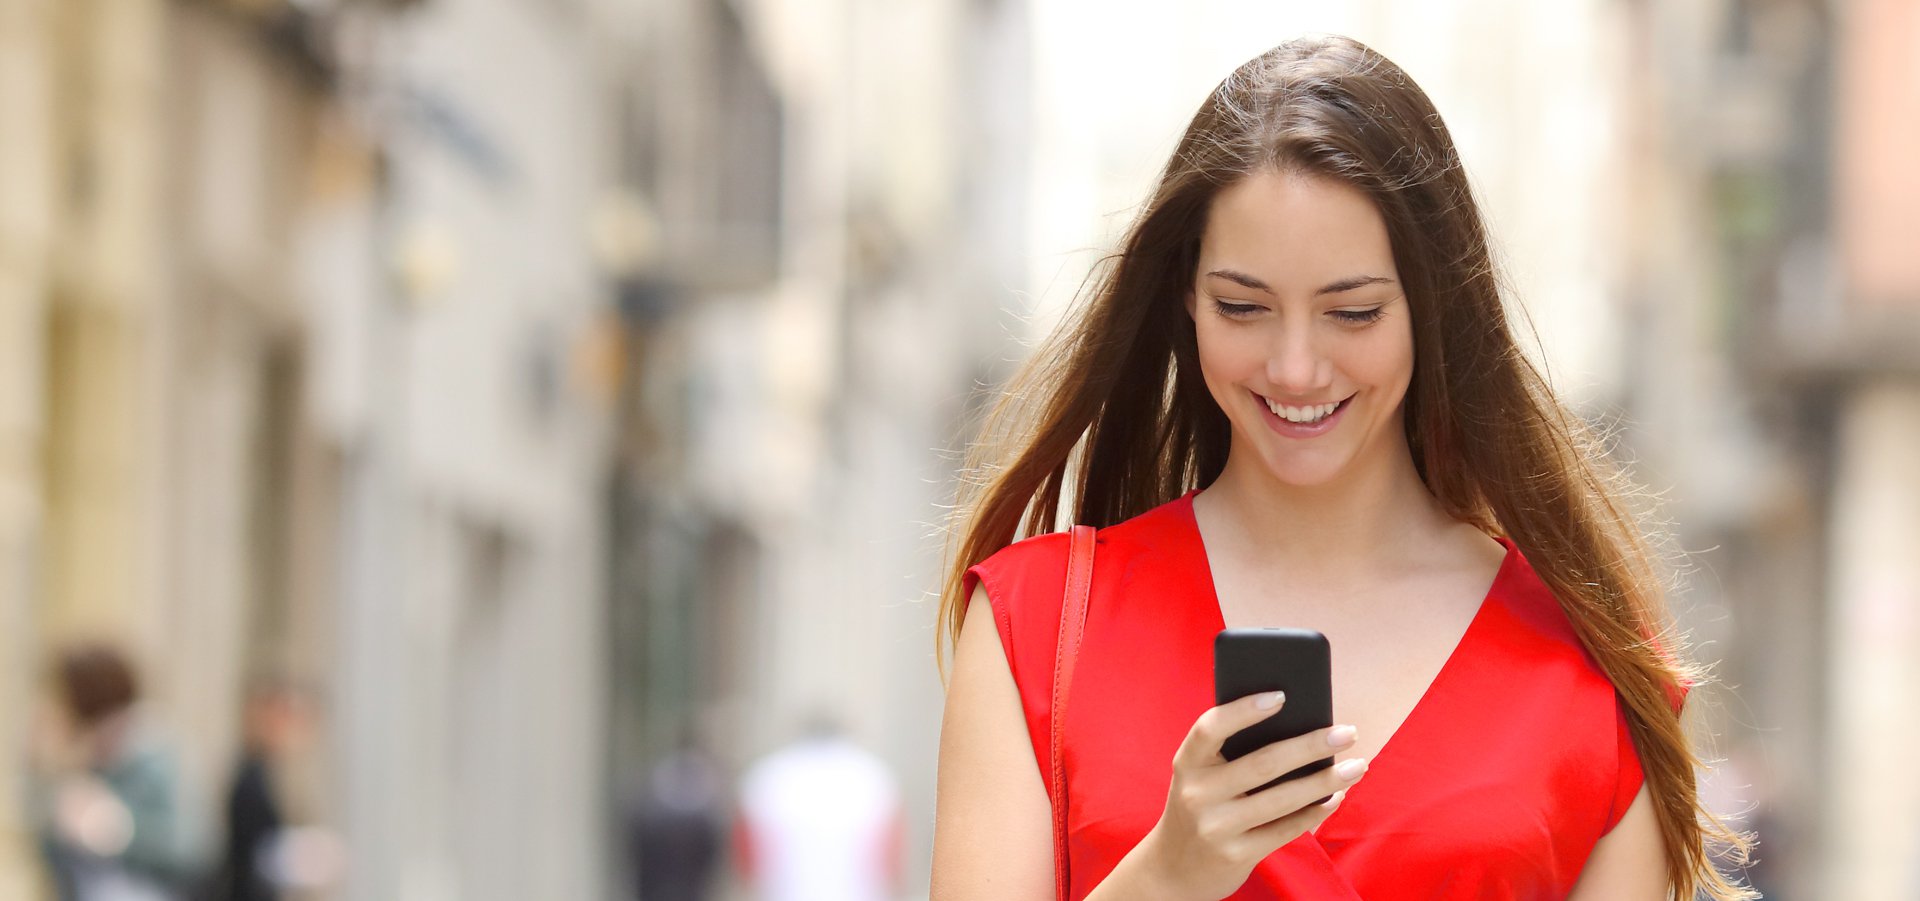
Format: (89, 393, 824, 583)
(1331, 307, 1385, 324)
(1212, 300, 1262, 318)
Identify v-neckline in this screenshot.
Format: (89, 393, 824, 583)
(1177, 489, 1516, 828)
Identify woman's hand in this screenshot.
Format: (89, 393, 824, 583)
(1131, 691, 1368, 901)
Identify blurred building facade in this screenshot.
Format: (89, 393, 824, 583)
(324, 0, 630, 897)
(1615, 1, 1920, 896)
(2, 0, 631, 898)
(1824, 0, 1920, 889)
(603, 0, 1034, 895)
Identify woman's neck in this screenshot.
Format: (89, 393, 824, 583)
(1197, 429, 1450, 585)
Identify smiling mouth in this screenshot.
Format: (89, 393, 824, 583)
(1257, 392, 1354, 425)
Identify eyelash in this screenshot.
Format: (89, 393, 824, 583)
(1211, 299, 1386, 324)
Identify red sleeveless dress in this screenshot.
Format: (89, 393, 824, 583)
(963, 491, 1651, 900)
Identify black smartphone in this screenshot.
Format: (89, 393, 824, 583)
(1214, 628, 1334, 798)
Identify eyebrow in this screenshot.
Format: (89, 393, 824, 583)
(1205, 268, 1396, 297)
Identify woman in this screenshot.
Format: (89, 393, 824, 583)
(930, 35, 1751, 901)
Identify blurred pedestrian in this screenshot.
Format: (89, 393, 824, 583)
(733, 714, 902, 901)
(28, 641, 205, 901)
(205, 676, 338, 901)
(625, 735, 725, 900)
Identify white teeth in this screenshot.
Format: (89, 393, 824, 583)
(1265, 397, 1340, 423)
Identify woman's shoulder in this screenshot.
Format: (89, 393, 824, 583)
(1499, 538, 1694, 714)
(967, 491, 1190, 610)
(1094, 490, 1197, 553)
(970, 492, 1191, 572)
(965, 529, 1072, 595)
(1488, 539, 1615, 681)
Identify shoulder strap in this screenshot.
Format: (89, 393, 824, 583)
(1050, 524, 1096, 901)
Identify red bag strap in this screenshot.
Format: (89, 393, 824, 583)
(1050, 524, 1096, 901)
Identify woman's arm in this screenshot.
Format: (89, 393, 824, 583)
(930, 585, 1055, 899)
(931, 584, 1277, 901)
(1566, 784, 1668, 900)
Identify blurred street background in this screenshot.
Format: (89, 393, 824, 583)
(0, 0, 1916, 898)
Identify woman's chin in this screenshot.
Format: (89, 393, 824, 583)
(1255, 453, 1349, 489)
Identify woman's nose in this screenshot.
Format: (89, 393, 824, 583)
(1265, 323, 1327, 394)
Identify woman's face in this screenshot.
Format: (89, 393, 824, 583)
(1186, 168, 1413, 488)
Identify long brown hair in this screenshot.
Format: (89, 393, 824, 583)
(939, 35, 1753, 899)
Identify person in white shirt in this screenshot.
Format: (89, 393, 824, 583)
(733, 714, 903, 901)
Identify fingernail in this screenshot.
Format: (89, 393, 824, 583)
(1334, 758, 1368, 780)
(1255, 691, 1285, 710)
(1327, 725, 1357, 748)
